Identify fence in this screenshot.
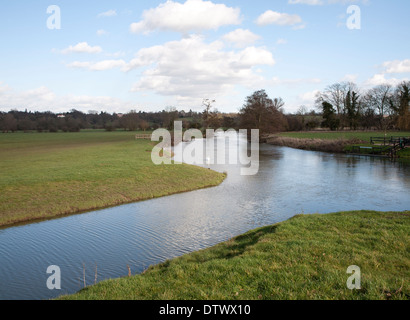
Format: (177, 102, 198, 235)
(370, 136, 410, 146)
(352, 136, 410, 158)
(135, 134, 152, 140)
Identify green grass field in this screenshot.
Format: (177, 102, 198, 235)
(59, 210, 410, 300)
(274, 131, 410, 158)
(0, 131, 226, 227)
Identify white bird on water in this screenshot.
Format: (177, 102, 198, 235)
(206, 157, 211, 168)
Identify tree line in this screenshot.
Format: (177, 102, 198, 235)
(0, 107, 237, 133)
(237, 81, 410, 135)
(1, 81, 409, 134)
(316, 81, 410, 132)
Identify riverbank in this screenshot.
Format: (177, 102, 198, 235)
(264, 135, 363, 153)
(263, 131, 410, 158)
(0, 131, 226, 228)
(59, 210, 409, 300)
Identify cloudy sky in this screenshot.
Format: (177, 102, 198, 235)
(0, 0, 409, 114)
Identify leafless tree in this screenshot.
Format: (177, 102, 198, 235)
(161, 106, 178, 129)
(2, 113, 18, 132)
(138, 120, 150, 131)
(316, 81, 358, 115)
(272, 97, 285, 112)
(362, 84, 393, 131)
(121, 111, 139, 131)
(202, 99, 216, 129)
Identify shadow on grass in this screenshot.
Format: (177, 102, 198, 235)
(182, 225, 279, 264)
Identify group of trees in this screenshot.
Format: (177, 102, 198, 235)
(236, 81, 410, 135)
(0, 110, 94, 133)
(0, 107, 234, 133)
(237, 81, 410, 134)
(1, 81, 409, 134)
(238, 90, 287, 134)
(316, 81, 410, 131)
(0, 109, 127, 133)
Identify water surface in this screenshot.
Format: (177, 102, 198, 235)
(0, 134, 409, 300)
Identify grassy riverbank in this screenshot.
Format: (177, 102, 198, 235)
(0, 131, 226, 227)
(59, 210, 409, 300)
(265, 131, 410, 157)
(278, 131, 410, 141)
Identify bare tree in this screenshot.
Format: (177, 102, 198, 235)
(272, 97, 285, 111)
(362, 84, 393, 131)
(121, 111, 139, 131)
(138, 120, 150, 132)
(202, 99, 216, 129)
(316, 83, 344, 115)
(297, 105, 308, 116)
(161, 106, 178, 129)
(1, 113, 18, 133)
(315, 82, 360, 129)
(296, 105, 308, 130)
(316, 82, 358, 113)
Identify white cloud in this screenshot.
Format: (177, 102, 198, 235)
(66, 61, 92, 69)
(382, 59, 410, 74)
(289, 0, 324, 5)
(288, 0, 323, 6)
(364, 74, 408, 87)
(272, 77, 321, 86)
(98, 10, 117, 18)
(289, 0, 368, 5)
(124, 35, 275, 100)
(283, 89, 321, 113)
(61, 42, 102, 54)
(292, 24, 306, 30)
(0, 83, 134, 113)
(299, 89, 321, 102)
(328, 0, 369, 4)
(26, 86, 56, 102)
(0, 82, 11, 94)
(105, 51, 126, 58)
(97, 29, 109, 36)
(125, 45, 165, 71)
(130, 0, 242, 34)
(90, 60, 126, 71)
(67, 60, 127, 71)
(64, 36, 276, 102)
(342, 74, 359, 82)
(64, 95, 133, 113)
(256, 10, 303, 27)
(276, 39, 288, 45)
(0, 84, 55, 110)
(222, 29, 261, 48)
(256, 11, 305, 29)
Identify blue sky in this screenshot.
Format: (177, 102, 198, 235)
(0, 0, 409, 114)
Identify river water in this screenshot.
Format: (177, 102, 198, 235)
(0, 133, 409, 300)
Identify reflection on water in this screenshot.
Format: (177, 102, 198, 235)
(0, 133, 409, 300)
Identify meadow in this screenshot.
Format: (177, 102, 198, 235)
(0, 130, 226, 227)
(266, 131, 410, 157)
(59, 210, 410, 300)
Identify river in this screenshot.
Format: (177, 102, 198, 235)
(0, 133, 409, 300)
